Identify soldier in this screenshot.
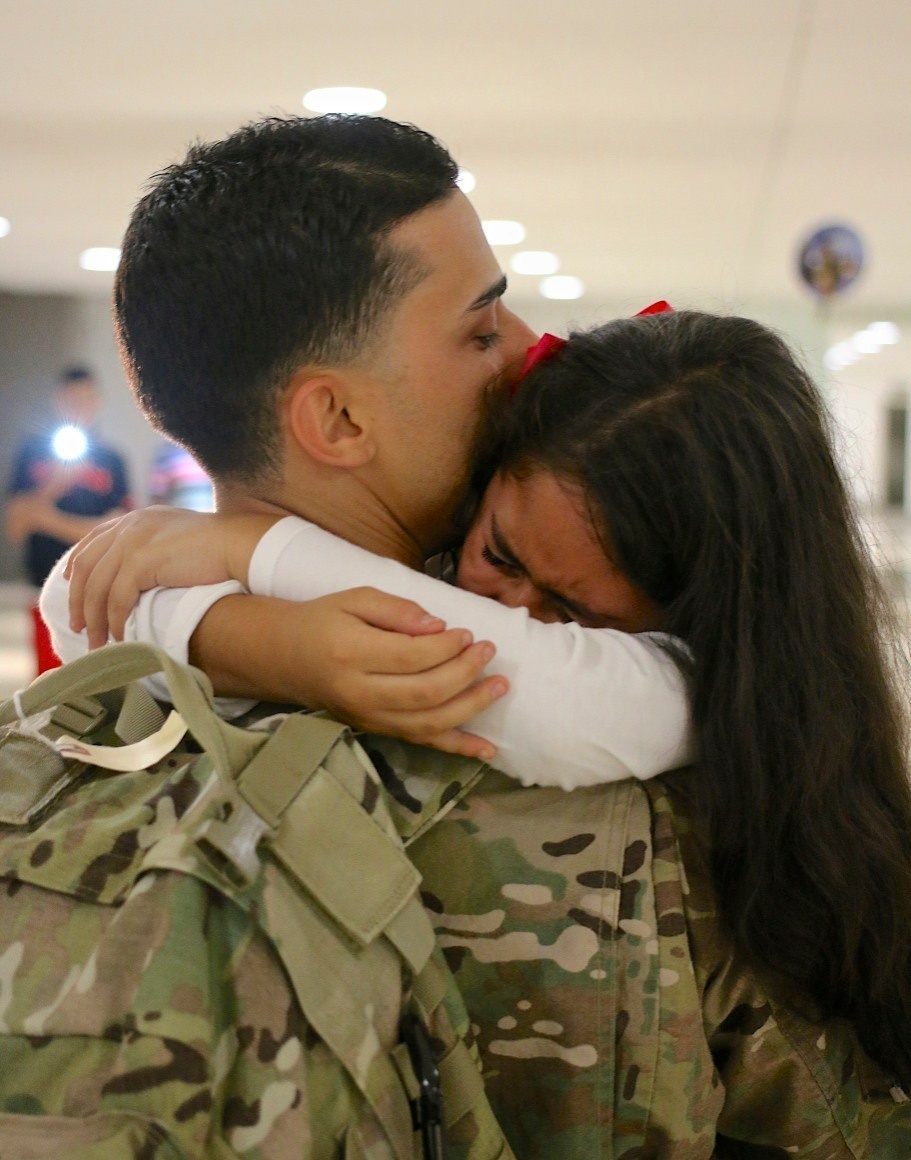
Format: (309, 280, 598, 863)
(45, 117, 911, 1155)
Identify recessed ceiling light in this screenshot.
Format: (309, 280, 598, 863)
(852, 330, 881, 355)
(511, 250, 559, 276)
(303, 87, 387, 114)
(482, 220, 526, 246)
(824, 342, 858, 370)
(455, 169, 476, 194)
(79, 247, 120, 272)
(868, 321, 899, 345)
(0, 217, 10, 238)
(540, 275, 584, 300)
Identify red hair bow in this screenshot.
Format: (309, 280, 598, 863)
(512, 300, 674, 396)
(516, 332, 568, 381)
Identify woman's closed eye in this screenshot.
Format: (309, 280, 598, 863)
(481, 542, 520, 574)
(475, 331, 502, 351)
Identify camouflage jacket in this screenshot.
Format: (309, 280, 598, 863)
(365, 737, 911, 1158)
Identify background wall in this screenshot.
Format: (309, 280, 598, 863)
(3, 286, 907, 581)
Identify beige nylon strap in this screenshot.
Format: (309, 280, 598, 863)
(55, 711, 188, 773)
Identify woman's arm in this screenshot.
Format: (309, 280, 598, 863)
(41, 549, 259, 717)
(44, 512, 694, 788)
(246, 518, 694, 788)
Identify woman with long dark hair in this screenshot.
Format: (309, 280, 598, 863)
(483, 311, 911, 1093)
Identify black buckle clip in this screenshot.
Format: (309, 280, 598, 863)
(400, 1012, 445, 1159)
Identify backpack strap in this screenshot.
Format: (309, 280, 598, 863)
(235, 714, 434, 972)
(200, 711, 449, 1157)
(220, 711, 512, 1157)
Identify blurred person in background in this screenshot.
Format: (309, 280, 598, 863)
(5, 365, 131, 674)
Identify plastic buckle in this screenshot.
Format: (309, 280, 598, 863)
(400, 1011, 445, 1159)
(196, 795, 271, 887)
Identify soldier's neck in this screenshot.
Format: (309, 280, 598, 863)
(214, 478, 425, 571)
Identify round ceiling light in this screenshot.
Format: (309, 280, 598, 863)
(540, 275, 585, 300)
(511, 251, 560, 276)
(482, 220, 526, 246)
(303, 87, 387, 114)
(79, 247, 121, 272)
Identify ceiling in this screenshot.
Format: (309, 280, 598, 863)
(1, 0, 909, 330)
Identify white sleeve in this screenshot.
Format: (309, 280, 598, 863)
(39, 551, 257, 718)
(248, 517, 695, 790)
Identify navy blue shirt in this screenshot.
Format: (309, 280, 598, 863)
(8, 433, 130, 586)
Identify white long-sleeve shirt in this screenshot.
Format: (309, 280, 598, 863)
(41, 515, 694, 790)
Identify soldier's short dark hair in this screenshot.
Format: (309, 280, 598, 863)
(114, 115, 459, 483)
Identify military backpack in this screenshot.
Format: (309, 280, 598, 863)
(0, 642, 512, 1160)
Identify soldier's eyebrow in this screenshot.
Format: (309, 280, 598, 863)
(465, 274, 507, 315)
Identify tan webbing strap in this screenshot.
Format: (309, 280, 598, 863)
(114, 682, 166, 745)
(236, 714, 347, 826)
(410, 950, 450, 1020)
(49, 695, 107, 738)
(438, 1040, 488, 1132)
(411, 953, 500, 1140)
(382, 893, 436, 977)
(237, 714, 430, 964)
(273, 771, 423, 950)
(390, 1042, 421, 1103)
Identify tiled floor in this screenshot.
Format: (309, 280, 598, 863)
(2, 509, 911, 704)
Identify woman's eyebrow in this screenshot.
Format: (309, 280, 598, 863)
(465, 274, 508, 315)
(490, 513, 605, 624)
(490, 514, 524, 569)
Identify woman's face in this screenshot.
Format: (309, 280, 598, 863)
(456, 469, 661, 631)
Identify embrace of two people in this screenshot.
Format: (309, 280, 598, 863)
(32, 114, 911, 1155)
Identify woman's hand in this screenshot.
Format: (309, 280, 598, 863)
(64, 507, 279, 648)
(191, 588, 508, 762)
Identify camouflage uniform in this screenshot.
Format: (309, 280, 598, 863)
(2, 641, 907, 1158)
(366, 737, 911, 1158)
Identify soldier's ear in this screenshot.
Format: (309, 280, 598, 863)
(283, 370, 376, 468)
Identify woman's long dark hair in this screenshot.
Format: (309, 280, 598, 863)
(495, 311, 911, 1084)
